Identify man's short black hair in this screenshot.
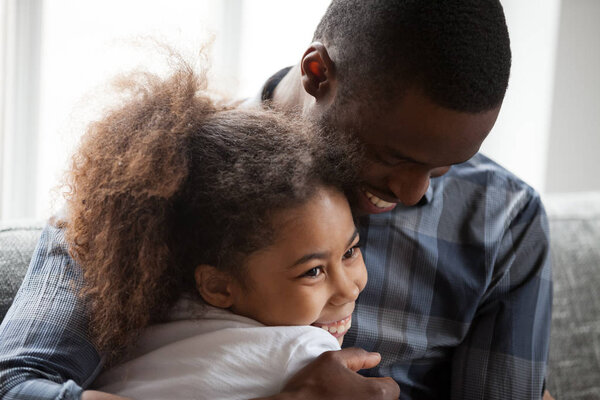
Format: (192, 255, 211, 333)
(313, 0, 511, 113)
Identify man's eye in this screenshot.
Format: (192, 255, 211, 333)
(369, 151, 401, 167)
(303, 266, 324, 278)
(343, 246, 360, 259)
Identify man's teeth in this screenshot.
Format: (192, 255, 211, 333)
(364, 191, 396, 208)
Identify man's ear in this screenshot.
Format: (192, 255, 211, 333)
(194, 264, 236, 309)
(301, 42, 336, 101)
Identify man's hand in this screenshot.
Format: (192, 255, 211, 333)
(257, 348, 400, 400)
(543, 390, 555, 400)
(81, 390, 132, 400)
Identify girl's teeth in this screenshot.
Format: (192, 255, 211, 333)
(365, 191, 395, 208)
(314, 317, 352, 336)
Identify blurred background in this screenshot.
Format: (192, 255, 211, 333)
(0, 0, 598, 221)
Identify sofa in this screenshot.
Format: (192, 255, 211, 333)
(1, 191, 600, 399)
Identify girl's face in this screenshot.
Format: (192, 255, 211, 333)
(230, 186, 367, 345)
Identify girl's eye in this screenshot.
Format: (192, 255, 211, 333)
(303, 266, 323, 278)
(343, 245, 360, 260)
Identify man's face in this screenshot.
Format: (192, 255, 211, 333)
(329, 89, 502, 214)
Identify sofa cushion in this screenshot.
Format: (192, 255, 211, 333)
(0, 221, 44, 321)
(544, 192, 600, 399)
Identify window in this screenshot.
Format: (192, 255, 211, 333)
(0, 0, 330, 220)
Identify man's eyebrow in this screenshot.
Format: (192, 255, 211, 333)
(288, 229, 359, 268)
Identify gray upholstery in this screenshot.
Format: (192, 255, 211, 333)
(0, 220, 44, 319)
(1, 193, 600, 399)
(544, 192, 600, 399)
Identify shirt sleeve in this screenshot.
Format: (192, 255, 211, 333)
(282, 326, 341, 383)
(450, 192, 553, 399)
(0, 224, 102, 400)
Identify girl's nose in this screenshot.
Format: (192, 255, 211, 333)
(329, 268, 361, 306)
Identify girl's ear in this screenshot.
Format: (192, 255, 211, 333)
(194, 264, 236, 309)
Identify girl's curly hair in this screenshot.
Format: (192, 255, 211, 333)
(63, 59, 358, 365)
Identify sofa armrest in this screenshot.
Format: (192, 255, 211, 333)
(544, 192, 600, 399)
(0, 220, 44, 321)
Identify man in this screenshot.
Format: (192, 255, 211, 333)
(0, 1, 551, 399)
(267, 2, 551, 399)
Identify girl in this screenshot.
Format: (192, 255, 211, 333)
(64, 61, 370, 399)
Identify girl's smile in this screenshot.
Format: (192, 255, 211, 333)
(312, 315, 352, 340)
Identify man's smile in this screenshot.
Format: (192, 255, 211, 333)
(355, 188, 398, 214)
(363, 189, 396, 209)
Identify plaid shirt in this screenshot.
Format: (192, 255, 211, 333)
(343, 153, 552, 399)
(0, 73, 552, 399)
(0, 226, 99, 400)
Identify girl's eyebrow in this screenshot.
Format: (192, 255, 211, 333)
(288, 229, 359, 268)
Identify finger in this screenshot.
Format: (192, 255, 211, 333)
(335, 348, 382, 371)
(367, 377, 401, 399)
(543, 390, 555, 400)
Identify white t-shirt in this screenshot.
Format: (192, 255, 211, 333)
(93, 298, 340, 399)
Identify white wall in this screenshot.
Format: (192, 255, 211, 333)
(236, 0, 330, 99)
(545, 0, 600, 193)
(480, 0, 562, 193)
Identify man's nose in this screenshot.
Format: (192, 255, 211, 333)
(387, 166, 450, 206)
(430, 166, 450, 178)
(388, 173, 430, 206)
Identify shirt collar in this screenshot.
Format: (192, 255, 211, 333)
(420, 184, 434, 205)
(261, 66, 293, 102)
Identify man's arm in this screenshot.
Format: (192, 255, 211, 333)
(0, 224, 102, 400)
(256, 349, 400, 400)
(451, 192, 552, 399)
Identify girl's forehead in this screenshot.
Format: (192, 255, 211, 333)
(266, 188, 354, 250)
(272, 187, 348, 226)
